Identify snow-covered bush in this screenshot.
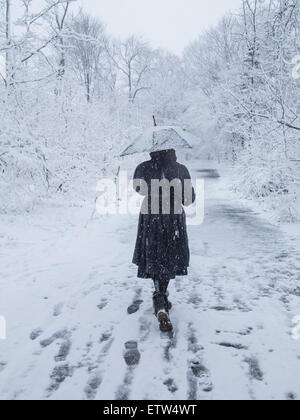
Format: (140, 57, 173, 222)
(0, 148, 48, 213)
(233, 153, 298, 221)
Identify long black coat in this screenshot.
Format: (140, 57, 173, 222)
(132, 149, 195, 280)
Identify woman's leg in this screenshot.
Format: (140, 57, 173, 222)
(153, 277, 170, 316)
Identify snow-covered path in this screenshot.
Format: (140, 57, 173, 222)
(0, 162, 300, 400)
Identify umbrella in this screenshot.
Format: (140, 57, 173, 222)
(120, 117, 193, 157)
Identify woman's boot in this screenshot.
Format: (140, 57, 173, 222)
(157, 310, 173, 333)
(153, 278, 173, 333)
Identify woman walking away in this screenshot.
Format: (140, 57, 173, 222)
(133, 148, 195, 333)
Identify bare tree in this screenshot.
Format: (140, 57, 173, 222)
(4, 0, 12, 87)
(148, 49, 185, 120)
(0, 0, 77, 87)
(68, 11, 108, 102)
(108, 36, 153, 103)
(47, 0, 74, 80)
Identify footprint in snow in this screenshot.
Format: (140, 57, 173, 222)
(217, 342, 248, 350)
(211, 305, 233, 312)
(0, 362, 7, 373)
(100, 331, 112, 343)
(244, 357, 264, 382)
(286, 392, 298, 401)
(187, 361, 213, 398)
(40, 329, 69, 348)
(85, 371, 102, 400)
(123, 341, 141, 366)
(163, 378, 178, 394)
(30, 328, 43, 341)
(127, 300, 143, 315)
(53, 302, 64, 317)
(97, 299, 108, 311)
(54, 339, 72, 362)
(47, 364, 73, 394)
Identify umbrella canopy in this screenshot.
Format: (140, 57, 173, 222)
(120, 126, 193, 157)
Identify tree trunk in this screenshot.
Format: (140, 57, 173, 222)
(128, 66, 132, 102)
(5, 0, 12, 88)
(86, 73, 91, 102)
(57, 36, 65, 80)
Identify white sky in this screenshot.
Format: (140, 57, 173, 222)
(10, 0, 242, 55)
(80, 0, 242, 54)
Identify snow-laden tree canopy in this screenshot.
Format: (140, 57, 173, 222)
(0, 0, 299, 220)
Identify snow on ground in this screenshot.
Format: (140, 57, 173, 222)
(0, 160, 300, 400)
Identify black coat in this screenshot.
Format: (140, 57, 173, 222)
(132, 149, 195, 280)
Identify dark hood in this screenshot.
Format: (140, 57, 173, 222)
(150, 149, 177, 166)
